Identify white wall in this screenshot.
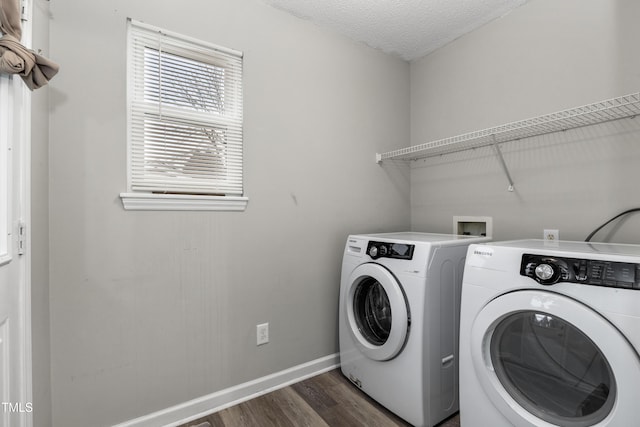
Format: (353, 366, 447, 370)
(409, 0, 640, 242)
(46, 1, 410, 426)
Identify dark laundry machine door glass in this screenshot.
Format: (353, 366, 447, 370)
(346, 263, 409, 361)
(490, 311, 615, 427)
(467, 290, 640, 427)
(353, 277, 392, 346)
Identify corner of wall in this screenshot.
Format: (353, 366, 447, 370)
(30, 1, 53, 425)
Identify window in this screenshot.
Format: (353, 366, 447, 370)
(120, 20, 247, 211)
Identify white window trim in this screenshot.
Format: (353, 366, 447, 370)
(121, 19, 247, 211)
(119, 192, 248, 211)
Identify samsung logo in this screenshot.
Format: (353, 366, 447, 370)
(474, 249, 493, 256)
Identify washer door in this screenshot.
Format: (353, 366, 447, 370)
(346, 263, 409, 361)
(471, 290, 640, 427)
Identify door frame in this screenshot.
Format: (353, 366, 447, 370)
(19, 57, 33, 427)
(0, 2, 33, 424)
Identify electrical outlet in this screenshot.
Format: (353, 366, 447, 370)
(544, 229, 559, 241)
(257, 323, 269, 346)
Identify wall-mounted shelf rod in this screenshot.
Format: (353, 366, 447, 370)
(376, 92, 640, 164)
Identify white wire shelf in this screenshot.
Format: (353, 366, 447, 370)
(376, 92, 640, 163)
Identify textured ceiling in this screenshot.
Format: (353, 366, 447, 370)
(261, 0, 529, 61)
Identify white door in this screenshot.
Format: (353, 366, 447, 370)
(0, 67, 32, 425)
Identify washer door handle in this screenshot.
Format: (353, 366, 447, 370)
(442, 354, 455, 366)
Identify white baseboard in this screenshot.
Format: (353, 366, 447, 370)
(113, 353, 340, 427)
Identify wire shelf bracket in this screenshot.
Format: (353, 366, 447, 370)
(491, 136, 515, 192)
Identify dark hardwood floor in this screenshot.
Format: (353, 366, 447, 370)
(179, 369, 461, 427)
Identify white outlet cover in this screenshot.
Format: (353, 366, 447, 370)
(257, 323, 269, 346)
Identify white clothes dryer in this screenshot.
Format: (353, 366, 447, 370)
(460, 240, 640, 427)
(339, 232, 490, 427)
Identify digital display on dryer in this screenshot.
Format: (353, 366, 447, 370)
(391, 244, 411, 258)
(588, 262, 636, 287)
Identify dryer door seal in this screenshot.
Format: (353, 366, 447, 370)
(470, 290, 640, 427)
(346, 263, 409, 361)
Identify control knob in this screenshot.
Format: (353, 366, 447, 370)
(369, 246, 378, 258)
(533, 262, 560, 285)
(369, 244, 389, 259)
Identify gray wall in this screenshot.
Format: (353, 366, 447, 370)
(39, 0, 640, 426)
(31, 1, 52, 426)
(46, 0, 409, 426)
(409, 0, 640, 243)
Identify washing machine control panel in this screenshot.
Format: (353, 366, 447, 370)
(521, 254, 640, 289)
(367, 241, 415, 260)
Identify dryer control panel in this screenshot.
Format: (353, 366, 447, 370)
(521, 254, 640, 289)
(367, 241, 415, 260)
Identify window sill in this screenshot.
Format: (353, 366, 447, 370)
(119, 193, 248, 211)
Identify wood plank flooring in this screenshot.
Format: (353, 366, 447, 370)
(179, 369, 461, 427)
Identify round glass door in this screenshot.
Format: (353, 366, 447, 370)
(353, 277, 392, 346)
(346, 263, 409, 361)
(490, 311, 614, 426)
(470, 290, 640, 427)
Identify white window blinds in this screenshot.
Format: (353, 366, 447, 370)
(127, 20, 243, 196)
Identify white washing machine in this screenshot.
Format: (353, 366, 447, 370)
(460, 240, 640, 427)
(339, 232, 490, 427)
